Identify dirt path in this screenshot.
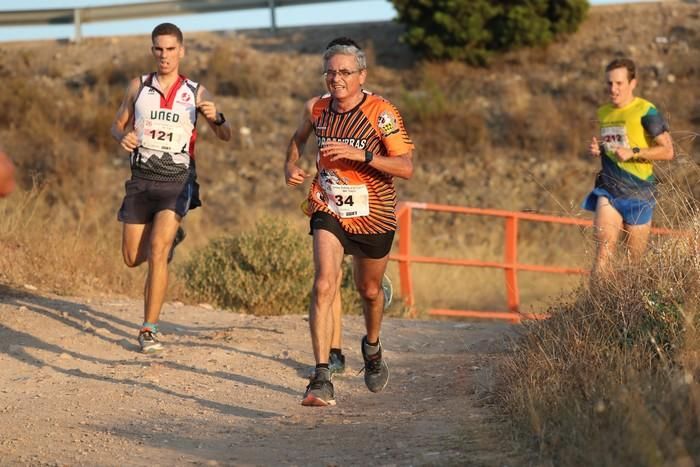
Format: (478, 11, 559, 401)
(0, 288, 527, 466)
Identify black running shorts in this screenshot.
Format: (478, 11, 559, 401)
(117, 176, 195, 224)
(309, 211, 395, 259)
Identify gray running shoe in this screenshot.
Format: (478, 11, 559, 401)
(361, 336, 389, 393)
(328, 352, 346, 375)
(167, 227, 187, 263)
(381, 274, 393, 309)
(138, 329, 163, 353)
(301, 373, 336, 407)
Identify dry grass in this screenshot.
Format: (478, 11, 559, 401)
(496, 169, 700, 464)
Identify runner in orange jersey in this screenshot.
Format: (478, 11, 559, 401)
(285, 37, 414, 407)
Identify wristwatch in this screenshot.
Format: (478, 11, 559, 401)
(364, 150, 374, 163)
(632, 147, 640, 155)
(214, 113, 226, 126)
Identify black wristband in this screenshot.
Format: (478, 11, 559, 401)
(364, 150, 373, 163)
(214, 113, 226, 126)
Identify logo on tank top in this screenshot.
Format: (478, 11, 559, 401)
(149, 110, 180, 122)
(177, 92, 192, 106)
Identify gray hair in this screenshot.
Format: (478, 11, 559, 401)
(323, 44, 366, 71)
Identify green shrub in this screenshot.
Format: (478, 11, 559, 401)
(180, 219, 312, 314)
(391, 0, 589, 64)
(180, 219, 360, 315)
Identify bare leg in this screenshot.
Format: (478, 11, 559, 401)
(310, 230, 344, 365)
(625, 222, 651, 263)
(330, 269, 343, 351)
(353, 255, 389, 343)
(592, 196, 623, 280)
(122, 223, 151, 268)
(143, 210, 181, 324)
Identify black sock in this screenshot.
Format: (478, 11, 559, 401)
(330, 348, 343, 356)
(316, 363, 329, 370)
(365, 339, 379, 347)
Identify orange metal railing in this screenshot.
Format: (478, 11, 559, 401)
(389, 201, 676, 323)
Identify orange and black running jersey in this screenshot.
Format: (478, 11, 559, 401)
(307, 91, 414, 234)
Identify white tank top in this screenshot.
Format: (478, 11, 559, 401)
(131, 73, 199, 182)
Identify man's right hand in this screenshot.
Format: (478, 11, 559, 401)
(285, 163, 310, 186)
(589, 137, 601, 157)
(120, 131, 139, 152)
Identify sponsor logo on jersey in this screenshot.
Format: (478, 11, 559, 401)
(318, 136, 367, 149)
(149, 110, 180, 122)
(378, 110, 399, 137)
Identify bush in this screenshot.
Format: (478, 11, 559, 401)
(180, 219, 360, 315)
(391, 0, 589, 64)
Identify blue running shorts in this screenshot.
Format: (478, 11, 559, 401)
(582, 187, 655, 225)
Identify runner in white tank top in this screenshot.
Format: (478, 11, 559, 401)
(111, 22, 232, 353)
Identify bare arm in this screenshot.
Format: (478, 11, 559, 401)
(614, 131, 674, 162)
(196, 86, 232, 142)
(320, 142, 414, 180)
(111, 78, 141, 152)
(285, 97, 317, 186)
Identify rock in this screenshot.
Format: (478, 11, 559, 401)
(23, 284, 37, 291)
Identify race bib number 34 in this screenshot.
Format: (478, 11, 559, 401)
(326, 184, 370, 218)
(141, 119, 188, 153)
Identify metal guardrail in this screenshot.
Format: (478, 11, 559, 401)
(389, 201, 681, 323)
(0, 0, 353, 41)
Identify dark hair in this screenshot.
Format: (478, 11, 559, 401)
(151, 23, 183, 44)
(605, 58, 636, 81)
(325, 36, 361, 50)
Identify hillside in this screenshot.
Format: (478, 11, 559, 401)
(0, 1, 699, 306)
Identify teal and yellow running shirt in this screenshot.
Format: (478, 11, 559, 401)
(596, 97, 668, 196)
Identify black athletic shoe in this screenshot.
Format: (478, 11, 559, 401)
(301, 373, 336, 407)
(329, 352, 346, 375)
(361, 336, 389, 393)
(167, 227, 186, 263)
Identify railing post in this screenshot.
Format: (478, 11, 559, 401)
(269, 0, 277, 34)
(504, 216, 520, 314)
(396, 204, 414, 309)
(73, 9, 82, 43)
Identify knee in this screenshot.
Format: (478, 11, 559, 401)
(356, 281, 382, 302)
(122, 250, 142, 268)
(149, 242, 170, 264)
(313, 277, 336, 302)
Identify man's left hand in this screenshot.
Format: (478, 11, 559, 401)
(320, 141, 364, 163)
(197, 101, 218, 123)
(614, 146, 635, 162)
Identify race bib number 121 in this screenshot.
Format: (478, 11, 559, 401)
(141, 119, 188, 153)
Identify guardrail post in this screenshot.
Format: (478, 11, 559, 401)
(269, 0, 277, 34)
(73, 9, 82, 43)
(396, 204, 414, 309)
(504, 216, 520, 313)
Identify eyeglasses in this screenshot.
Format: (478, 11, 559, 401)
(322, 69, 362, 79)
